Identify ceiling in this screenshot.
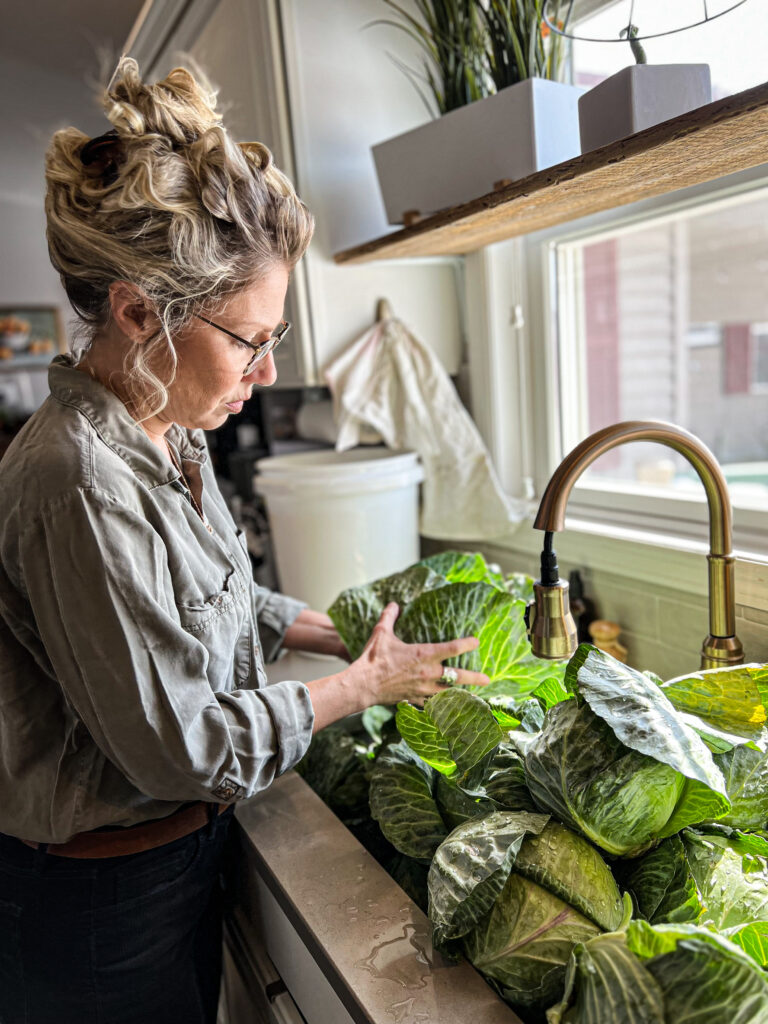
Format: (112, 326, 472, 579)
(0, 0, 147, 81)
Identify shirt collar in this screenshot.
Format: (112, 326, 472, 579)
(48, 353, 208, 489)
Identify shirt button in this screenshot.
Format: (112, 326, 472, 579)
(206, 523, 213, 533)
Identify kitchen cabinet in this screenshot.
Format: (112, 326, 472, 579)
(229, 772, 521, 1024)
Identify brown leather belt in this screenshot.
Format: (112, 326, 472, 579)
(21, 802, 229, 859)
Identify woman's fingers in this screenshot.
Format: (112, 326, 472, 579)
(374, 602, 400, 631)
(432, 635, 480, 659)
(434, 667, 491, 688)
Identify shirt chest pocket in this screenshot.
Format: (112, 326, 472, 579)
(175, 567, 254, 690)
(175, 566, 246, 634)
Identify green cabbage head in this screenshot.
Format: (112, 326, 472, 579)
(427, 811, 627, 1018)
(517, 646, 730, 857)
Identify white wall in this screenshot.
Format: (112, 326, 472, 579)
(0, 53, 105, 342)
(182, 0, 463, 383)
(279, 0, 463, 376)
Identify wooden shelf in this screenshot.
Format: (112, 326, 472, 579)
(334, 82, 768, 265)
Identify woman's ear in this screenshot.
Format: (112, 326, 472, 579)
(107, 281, 159, 342)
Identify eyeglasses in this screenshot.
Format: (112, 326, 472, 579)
(195, 314, 291, 375)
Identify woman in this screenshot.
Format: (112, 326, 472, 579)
(0, 58, 488, 1024)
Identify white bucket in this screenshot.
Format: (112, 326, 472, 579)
(254, 448, 424, 612)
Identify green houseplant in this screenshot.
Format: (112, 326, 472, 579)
(372, 0, 582, 223)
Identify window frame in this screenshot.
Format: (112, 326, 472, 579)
(467, 162, 768, 561)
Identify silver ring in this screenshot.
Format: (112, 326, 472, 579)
(439, 665, 459, 685)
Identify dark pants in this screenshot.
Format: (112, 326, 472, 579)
(0, 807, 235, 1024)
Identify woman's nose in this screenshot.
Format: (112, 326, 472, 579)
(245, 352, 277, 387)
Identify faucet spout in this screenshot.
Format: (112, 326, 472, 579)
(533, 420, 743, 670)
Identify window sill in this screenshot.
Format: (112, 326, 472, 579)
(488, 511, 768, 614)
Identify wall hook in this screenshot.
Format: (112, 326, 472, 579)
(375, 298, 393, 322)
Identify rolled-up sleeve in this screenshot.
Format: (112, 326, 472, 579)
(19, 486, 314, 804)
(251, 584, 307, 663)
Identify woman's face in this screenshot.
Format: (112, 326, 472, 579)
(162, 264, 289, 432)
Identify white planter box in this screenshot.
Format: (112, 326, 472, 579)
(579, 64, 712, 153)
(372, 78, 584, 225)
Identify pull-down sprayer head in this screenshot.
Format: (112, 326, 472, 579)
(528, 532, 578, 660)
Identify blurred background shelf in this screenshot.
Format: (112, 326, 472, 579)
(0, 354, 56, 373)
(334, 81, 768, 264)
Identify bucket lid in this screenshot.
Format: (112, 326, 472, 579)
(254, 447, 424, 496)
(255, 447, 420, 480)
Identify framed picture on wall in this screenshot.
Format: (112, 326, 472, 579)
(0, 306, 67, 367)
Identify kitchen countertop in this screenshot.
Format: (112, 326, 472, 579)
(265, 649, 349, 685)
(235, 772, 521, 1024)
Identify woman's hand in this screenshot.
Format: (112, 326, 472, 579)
(282, 608, 351, 661)
(306, 602, 490, 732)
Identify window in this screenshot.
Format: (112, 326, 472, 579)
(752, 325, 768, 391)
(553, 187, 768, 528)
(571, 0, 767, 100)
(464, 1, 768, 556)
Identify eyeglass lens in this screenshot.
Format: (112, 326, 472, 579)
(243, 322, 289, 374)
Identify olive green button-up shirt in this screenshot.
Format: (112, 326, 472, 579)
(0, 355, 314, 843)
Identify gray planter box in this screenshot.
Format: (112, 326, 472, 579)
(373, 78, 584, 225)
(579, 64, 712, 153)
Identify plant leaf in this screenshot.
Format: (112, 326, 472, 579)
(714, 743, 768, 830)
(395, 687, 504, 779)
(482, 742, 537, 812)
(368, 740, 447, 861)
(545, 932, 666, 1024)
(682, 828, 768, 931)
(428, 810, 550, 943)
(397, 581, 562, 698)
(525, 699, 690, 856)
(723, 921, 768, 968)
(661, 663, 768, 741)
(622, 834, 704, 925)
(628, 921, 768, 1022)
(418, 550, 506, 587)
(512, 822, 626, 932)
(574, 646, 728, 800)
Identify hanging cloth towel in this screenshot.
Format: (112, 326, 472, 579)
(323, 312, 526, 539)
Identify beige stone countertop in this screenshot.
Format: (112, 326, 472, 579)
(235, 771, 521, 1024)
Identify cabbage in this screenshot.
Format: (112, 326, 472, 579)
(619, 825, 768, 965)
(327, 551, 560, 700)
(427, 812, 627, 1017)
(518, 645, 730, 856)
(546, 922, 768, 1024)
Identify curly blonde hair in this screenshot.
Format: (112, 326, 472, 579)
(44, 56, 314, 418)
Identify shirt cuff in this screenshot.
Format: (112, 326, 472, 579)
(256, 679, 315, 775)
(253, 585, 307, 663)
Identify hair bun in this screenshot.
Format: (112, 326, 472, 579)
(104, 56, 222, 148)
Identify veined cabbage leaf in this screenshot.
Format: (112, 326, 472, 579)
(368, 740, 447, 861)
(428, 814, 626, 1017)
(547, 922, 768, 1024)
(395, 687, 504, 779)
(660, 663, 768, 742)
(397, 582, 563, 698)
(327, 551, 557, 700)
(621, 826, 768, 967)
(521, 645, 730, 856)
(627, 921, 768, 1023)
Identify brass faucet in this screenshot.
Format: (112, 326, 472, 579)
(529, 420, 744, 670)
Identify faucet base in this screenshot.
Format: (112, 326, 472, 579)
(700, 634, 744, 670)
